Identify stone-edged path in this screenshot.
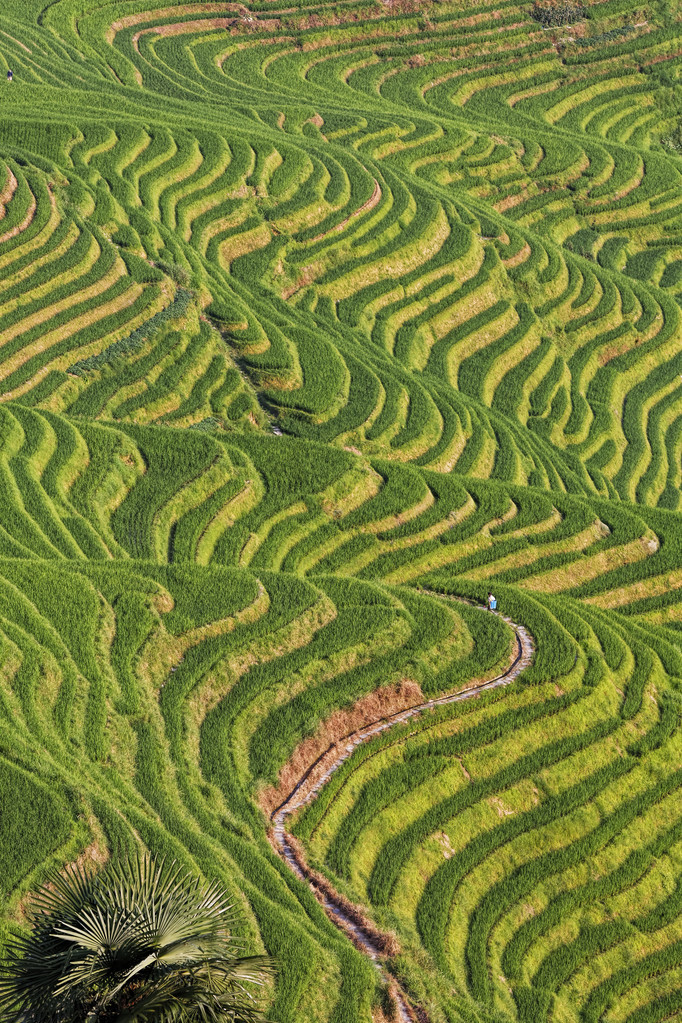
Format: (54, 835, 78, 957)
(270, 598, 535, 1022)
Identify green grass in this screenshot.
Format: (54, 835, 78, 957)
(3, 0, 682, 1021)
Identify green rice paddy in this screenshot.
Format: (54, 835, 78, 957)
(3, 0, 682, 1020)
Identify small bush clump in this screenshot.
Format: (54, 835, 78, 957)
(532, 0, 584, 26)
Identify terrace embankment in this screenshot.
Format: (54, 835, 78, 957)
(270, 600, 533, 1020)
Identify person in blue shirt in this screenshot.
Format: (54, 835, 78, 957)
(7, 70, 12, 82)
(487, 592, 497, 611)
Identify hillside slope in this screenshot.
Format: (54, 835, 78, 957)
(2, 1, 682, 1022)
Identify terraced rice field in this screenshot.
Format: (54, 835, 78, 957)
(6, 0, 682, 1021)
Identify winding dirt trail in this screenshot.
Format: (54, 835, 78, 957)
(270, 597, 534, 1021)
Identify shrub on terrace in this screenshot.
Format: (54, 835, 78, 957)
(531, 0, 585, 26)
(154, 258, 192, 287)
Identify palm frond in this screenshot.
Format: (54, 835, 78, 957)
(112, 972, 272, 1023)
(53, 904, 137, 952)
(0, 854, 273, 1023)
(28, 865, 97, 927)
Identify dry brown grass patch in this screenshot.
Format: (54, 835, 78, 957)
(259, 678, 423, 815)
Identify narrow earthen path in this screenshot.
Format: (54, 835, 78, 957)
(270, 597, 534, 1022)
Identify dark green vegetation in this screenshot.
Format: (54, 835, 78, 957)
(0, 854, 272, 1023)
(2, 0, 682, 1021)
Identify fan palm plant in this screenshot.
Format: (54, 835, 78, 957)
(0, 854, 273, 1023)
